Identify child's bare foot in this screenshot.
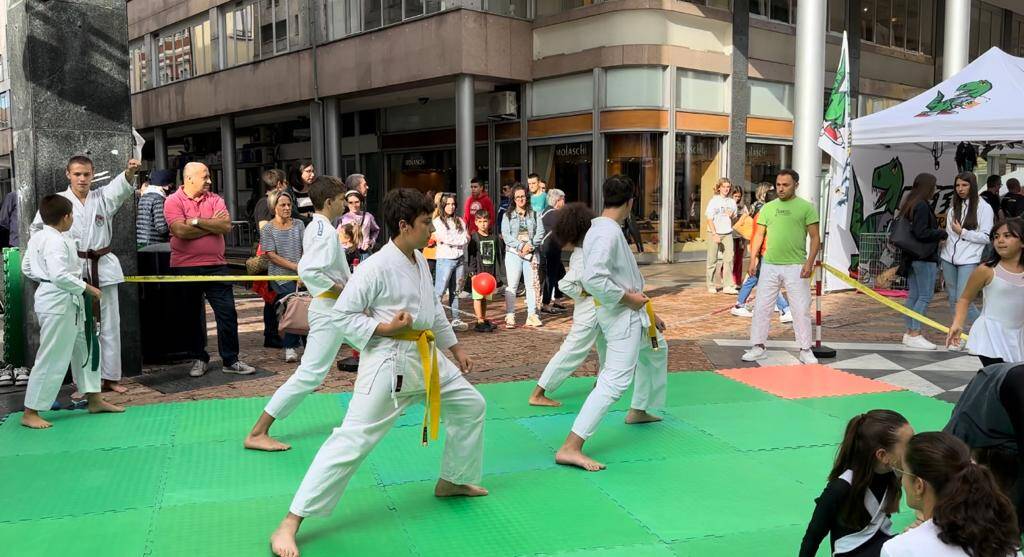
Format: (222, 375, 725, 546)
(245, 433, 291, 452)
(21, 412, 52, 429)
(270, 514, 303, 557)
(528, 386, 562, 407)
(102, 380, 129, 394)
(555, 447, 606, 471)
(434, 478, 489, 497)
(87, 398, 125, 414)
(625, 409, 662, 424)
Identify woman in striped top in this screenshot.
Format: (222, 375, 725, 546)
(261, 191, 305, 362)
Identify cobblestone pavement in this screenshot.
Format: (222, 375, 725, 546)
(75, 261, 958, 411)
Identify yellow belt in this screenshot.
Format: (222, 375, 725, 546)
(590, 294, 660, 351)
(316, 291, 340, 300)
(392, 328, 440, 445)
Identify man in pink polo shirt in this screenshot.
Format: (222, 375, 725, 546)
(164, 162, 255, 377)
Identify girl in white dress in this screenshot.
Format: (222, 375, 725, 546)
(947, 218, 1024, 366)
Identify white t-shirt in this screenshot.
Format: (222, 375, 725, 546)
(705, 195, 737, 235)
(881, 519, 1023, 557)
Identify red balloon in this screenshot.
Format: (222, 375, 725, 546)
(472, 272, 496, 296)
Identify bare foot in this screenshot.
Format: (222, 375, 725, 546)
(555, 447, 606, 471)
(434, 478, 489, 497)
(528, 394, 562, 407)
(103, 380, 129, 394)
(21, 412, 52, 429)
(270, 515, 302, 557)
(88, 399, 125, 414)
(245, 433, 291, 452)
(625, 409, 663, 425)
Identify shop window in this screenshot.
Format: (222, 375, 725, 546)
(606, 133, 662, 254)
(129, 42, 148, 93)
(745, 142, 791, 192)
(677, 70, 726, 113)
(531, 74, 593, 117)
(751, 0, 795, 25)
(388, 149, 456, 196)
(675, 135, 722, 243)
(0, 91, 10, 129)
(750, 80, 794, 120)
(531, 142, 592, 207)
(498, 141, 522, 188)
(606, 67, 663, 108)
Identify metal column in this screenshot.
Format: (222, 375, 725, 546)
(943, 0, 971, 79)
(660, 66, 677, 264)
(455, 74, 475, 204)
(324, 98, 341, 177)
(592, 68, 604, 209)
(309, 101, 325, 174)
(219, 115, 238, 218)
(153, 126, 168, 170)
(793, 0, 826, 207)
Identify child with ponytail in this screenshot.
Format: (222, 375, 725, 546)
(800, 410, 913, 557)
(881, 431, 1021, 557)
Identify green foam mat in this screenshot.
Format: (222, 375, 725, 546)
(388, 468, 659, 556)
(0, 508, 153, 557)
(533, 543, 678, 556)
(793, 390, 954, 432)
(670, 524, 828, 556)
(746, 445, 840, 491)
(590, 456, 813, 542)
(517, 411, 735, 463)
(0, 404, 180, 457)
(367, 419, 556, 485)
(664, 371, 777, 405)
(667, 399, 848, 451)
(174, 393, 342, 445)
(475, 376, 628, 419)
(162, 436, 379, 507)
(0, 445, 170, 522)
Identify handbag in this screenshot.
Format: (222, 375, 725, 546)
(732, 214, 754, 240)
(277, 289, 312, 336)
(889, 214, 933, 260)
(246, 243, 269, 275)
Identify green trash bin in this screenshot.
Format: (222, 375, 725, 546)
(3, 247, 25, 367)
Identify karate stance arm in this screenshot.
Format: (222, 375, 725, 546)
(580, 239, 626, 307)
(298, 220, 349, 296)
(47, 242, 87, 296)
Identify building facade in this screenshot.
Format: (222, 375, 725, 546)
(3, 0, 1024, 261)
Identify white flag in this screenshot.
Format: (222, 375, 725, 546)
(818, 32, 853, 229)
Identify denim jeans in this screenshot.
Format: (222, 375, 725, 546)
(434, 258, 465, 319)
(941, 259, 981, 326)
(736, 273, 789, 312)
(172, 265, 240, 366)
(504, 252, 537, 315)
(904, 260, 938, 331)
(272, 281, 304, 349)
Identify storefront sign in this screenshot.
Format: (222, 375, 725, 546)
(403, 153, 427, 169)
(555, 143, 588, 157)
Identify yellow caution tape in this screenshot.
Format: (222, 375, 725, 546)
(124, 275, 299, 283)
(822, 263, 967, 341)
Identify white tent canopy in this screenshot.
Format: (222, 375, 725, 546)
(851, 47, 1024, 146)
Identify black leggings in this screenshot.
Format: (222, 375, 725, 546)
(981, 356, 1006, 367)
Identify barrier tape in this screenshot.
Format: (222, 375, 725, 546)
(822, 263, 967, 341)
(124, 275, 299, 283)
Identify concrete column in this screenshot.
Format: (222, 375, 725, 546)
(219, 115, 238, 218)
(847, 0, 861, 118)
(153, 126, 168, 169)
(487, 121, 498, 202)
(727, 0, 750, 183)
(520, 83, 529, 183)
(592, 67, 604, 209)
(455, 74, 474, 203)
(793, 0, 826, 208)
(660, 66, 676, 264)
(211, 6, 226, 71)
(309, 101, 325, 174)
(324, 98, 341, 177)
(142, 33, 155, 89)
(8, 0, 140, 373)
(943, 0, 970, 78)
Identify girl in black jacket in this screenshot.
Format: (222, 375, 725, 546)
(898, 173, 948, 350)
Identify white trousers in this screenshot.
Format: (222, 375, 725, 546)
(571, 321, 668, 440)
(750, 263, 813, 349)
(537, 302, 606, 393)
(265, 307, 346, 420)
(99, 284, 122, 381)
(290, 372, 485, 517)
(25, 308, 98, 411)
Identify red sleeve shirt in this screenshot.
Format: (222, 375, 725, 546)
(164, 189, 228, 268)
(464, 193, 495, 235)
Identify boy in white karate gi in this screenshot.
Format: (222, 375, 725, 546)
(271, 188, 487, 557)
(246, 176, 351, 452)
(31, 156, 140, 393)
(21, 195, 123, 429)
(555, 175, 668, 472)
(529, 202, 607, 407)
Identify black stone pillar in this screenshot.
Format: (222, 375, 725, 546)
(729, 0, 750, 184)
(7, 0, 141, 375)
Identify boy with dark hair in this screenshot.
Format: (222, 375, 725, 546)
(1001, 178, 1024, 218)
(271, 187, 488, 557)
(554, 176, 668, 471)
(245, 176, 350, 452)
(466, 208, 504, 332)
(21, 195, 122, 428)
(253, 168, 288, 228)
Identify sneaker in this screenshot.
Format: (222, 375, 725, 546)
(0, 366, 12, 387)
(458, 291, 471, 299)
(741, 346, 768, 362)
(552, 301, 569, 310)
(450, 319, 469, 332)
(224, 361, 256, 375)
(474, 322, 490, 333)
(284, 348, 298, 363)
(798, 349, 818, 364)
(947, 339, 967, 352)
(707, 287, 718, 294)
(525, 313, 543, 328)
(484, 320, 497, 332)
(779, 310, 794, 324)
(723, 287, 739, 295)
(730, 306, 754, 318)
(902, 334, 937, 350)
(540, 305, 566, 315)
(13, 368, 29, 386)
(189, 360, 209, 377)
(505, 313, 516, 329)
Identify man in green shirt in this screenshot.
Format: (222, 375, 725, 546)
(742, 169, 821, 364)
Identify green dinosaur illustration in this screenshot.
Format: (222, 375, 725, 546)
(821, 56, 848, 145)
(917, 79, 992, 117)
(849, 157, 906, 271)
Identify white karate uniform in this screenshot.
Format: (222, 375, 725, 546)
(31, 172, 135, 381)
(536, 248, 606, 393)
(571, 217, 667, 440)
(289, 241, 485, 517)
(880, 518, 1023, 557)
(21, 226, 97, 411)
(264, 214, 352, 420)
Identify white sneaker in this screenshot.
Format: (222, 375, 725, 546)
(742, 346, 768, 362)
(284, 348, 298, 363)
(723, 287, 739, 295)
(902, 334, 937, 350)
(707, 287, 718, 294)
(779, 311, 793, 324)
(947, 339, 966, 352)
(525, 313, 543, 328)
(0, 366, 13, 387)
(730, 306, 754, 318)
(505, 313, 516, 329)
(798, 349, 818, 364)
(225, 361, 256, 375)
(450, 319, 469, 332)
(458, 291, 471, 299)
(189, 360, 209, 377)
(14, 368, 29, 386)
